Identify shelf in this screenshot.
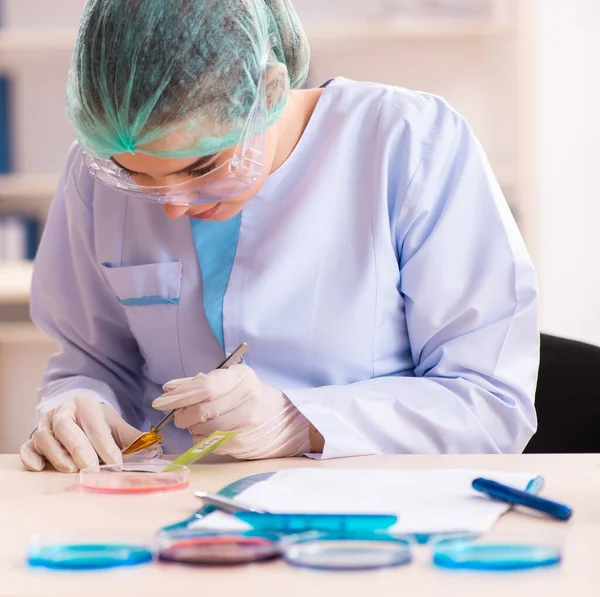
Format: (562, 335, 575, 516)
(0, 174, 58, 200)
(305, 20, 513, 43)
(0, 166, 517, 203)
(0, 161, 516, 197)
(0, 19, 512, 59)
(0, 29, 77, 54)
(0, 321, 55, 344)
(0, 261, 33, 305)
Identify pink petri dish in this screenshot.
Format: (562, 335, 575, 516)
(80, 462, 190, 495)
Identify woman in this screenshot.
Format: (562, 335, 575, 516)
(20, 0, 539, 473)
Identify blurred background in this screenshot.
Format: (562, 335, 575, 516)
(0, 0, 597, 452)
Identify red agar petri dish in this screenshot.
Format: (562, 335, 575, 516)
(80, 462, 190, 495)
(158, 531, 282, 565)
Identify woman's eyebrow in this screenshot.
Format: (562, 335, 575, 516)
(110, 154, 217, 176)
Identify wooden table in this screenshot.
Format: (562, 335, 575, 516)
(1, 454, 599, 597)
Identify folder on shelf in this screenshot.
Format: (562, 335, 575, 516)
(0, 214, 39, 261)
(0, 77, 12, 174)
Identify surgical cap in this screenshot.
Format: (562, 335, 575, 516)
(66, 0, 311, 159)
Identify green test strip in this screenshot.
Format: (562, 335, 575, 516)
(164, 430, 239, 470)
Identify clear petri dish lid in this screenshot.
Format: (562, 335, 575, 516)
(27, 532, 154, 570)
(396, 531, 480, 545)
(157, 529, 282, 566)
(282, 532, 412, 571)
(431, 532, 563, 571)
(80, 461, 189, 495)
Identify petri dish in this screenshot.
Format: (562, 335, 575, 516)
(80, 461, 189, 495)
(398, 532, 479, 546)
(27, 533, 154, 570)
(283, 532, 412, 571)
(158, 530, 282, 566)
(432, 534, 562, 571)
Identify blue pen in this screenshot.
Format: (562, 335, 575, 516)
(472, 478, 573, 521)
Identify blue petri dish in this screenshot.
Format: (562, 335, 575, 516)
(433, 542, 562, 571)
(283, 532, 412, 571)
(27, 534, 154, 570)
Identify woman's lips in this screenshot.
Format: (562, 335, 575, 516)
(193, 204, 220, 219)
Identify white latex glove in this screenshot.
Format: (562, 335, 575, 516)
(152, 364, 310, 460)
(20, 394, 146, 473)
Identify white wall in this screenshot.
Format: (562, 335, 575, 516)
(535, 0, 600, 344)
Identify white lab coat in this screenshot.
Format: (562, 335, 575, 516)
(31, 78, 539, 458)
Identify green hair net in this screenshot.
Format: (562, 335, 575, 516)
(66, 0, 310, 159)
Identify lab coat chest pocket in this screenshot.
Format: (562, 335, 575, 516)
(101, 261, 183, 382)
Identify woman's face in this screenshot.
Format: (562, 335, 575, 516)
(112, 125, 279, 221)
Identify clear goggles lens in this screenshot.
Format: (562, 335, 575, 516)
(83, 146, 263, 205)
(83, 36, 275, 206)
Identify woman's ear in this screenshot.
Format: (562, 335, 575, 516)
(265, 64, 289, 110)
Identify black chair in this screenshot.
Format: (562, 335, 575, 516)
(524, 334, 600, 453)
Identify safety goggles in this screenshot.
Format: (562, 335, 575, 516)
(83, 35, 276, 206)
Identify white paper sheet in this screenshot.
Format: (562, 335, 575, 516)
(191, 468, 538, 534)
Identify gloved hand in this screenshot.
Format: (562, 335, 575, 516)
(152, 364, 310, 460)
(20, 394, 146, 473)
